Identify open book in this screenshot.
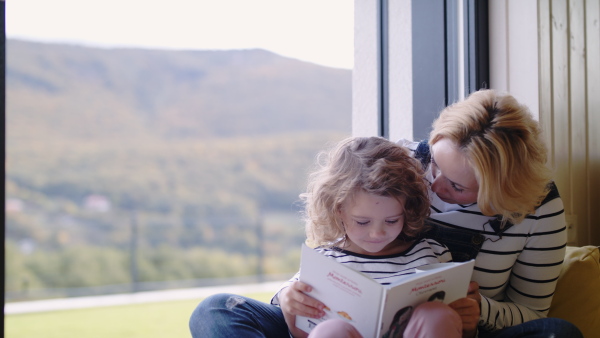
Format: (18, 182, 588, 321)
(296, 244, 475, 337)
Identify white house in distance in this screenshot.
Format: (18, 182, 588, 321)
(83, 194, 111, 213)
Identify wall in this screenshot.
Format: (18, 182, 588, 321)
(490, 0, 600, 246)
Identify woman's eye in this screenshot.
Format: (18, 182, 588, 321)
(450, 182, 464, 193)
(430, 159, 439, 178)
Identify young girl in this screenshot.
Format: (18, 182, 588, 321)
(189, 136, 477, 338)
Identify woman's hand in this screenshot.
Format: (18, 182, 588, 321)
(279, 281, 326, 338)
(449, 281, 481, 338)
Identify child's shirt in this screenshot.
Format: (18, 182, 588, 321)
(271, 238, 452, 305)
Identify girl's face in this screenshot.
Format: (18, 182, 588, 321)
(430, 138, 479, 205)
(339, 190, 407, 255)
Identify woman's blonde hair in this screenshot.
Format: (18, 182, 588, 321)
(429, 89, 552, 225)
(301, 136, 430, 247)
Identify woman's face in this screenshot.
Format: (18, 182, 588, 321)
(430, 138, 479, 205)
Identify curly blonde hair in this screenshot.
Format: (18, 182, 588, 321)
(429, 89, 553, 225)
(301, 136, 430, 247)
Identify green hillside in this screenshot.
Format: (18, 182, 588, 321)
(5, 39, 352, 299)
(6, 39, 351, 141)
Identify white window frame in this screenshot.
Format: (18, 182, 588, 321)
(353, 0, 490, 141)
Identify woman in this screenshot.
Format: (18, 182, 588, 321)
(401, 89, 582, 337)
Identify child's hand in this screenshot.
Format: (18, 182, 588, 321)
(449, 281, 481, 338)
(279, 281, 326, 338)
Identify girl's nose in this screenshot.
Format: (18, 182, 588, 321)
(370, 225, 386, 238)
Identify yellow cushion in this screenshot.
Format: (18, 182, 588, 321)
(548, 245, 600, 338)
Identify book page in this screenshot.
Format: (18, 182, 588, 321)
(296, 244, 385, 338)
(378, 260, 475, 337)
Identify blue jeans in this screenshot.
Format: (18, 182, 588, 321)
(189, 294, 583, 338)
(189, 293, 289, 338)
(478, 317, 583, 338)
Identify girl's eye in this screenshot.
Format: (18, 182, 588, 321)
(385, 219, 400, 225)
(450, 182, 464, 193)
(355, 220, 370, 226)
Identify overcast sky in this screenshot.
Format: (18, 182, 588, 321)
(5, 0, 354, 69)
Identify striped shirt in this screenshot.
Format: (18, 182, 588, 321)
(271, 238, 452, 306)
(404, 140, 567, 331)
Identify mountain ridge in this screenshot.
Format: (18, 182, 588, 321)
(6, 39, 352, 142)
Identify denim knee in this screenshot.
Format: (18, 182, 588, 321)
(189, 293, 289, 338)
(478, 317, 584, 338)
(543, 318, 583, 338)
(189, 293, 237, 333)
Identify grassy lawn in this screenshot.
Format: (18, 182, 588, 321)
(5, 292, 273, 338)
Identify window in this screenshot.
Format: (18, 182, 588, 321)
(4, 0, 353, 318)
(353, 0, 489, 141)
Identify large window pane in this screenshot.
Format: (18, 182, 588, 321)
(5, 0, 353, 312)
